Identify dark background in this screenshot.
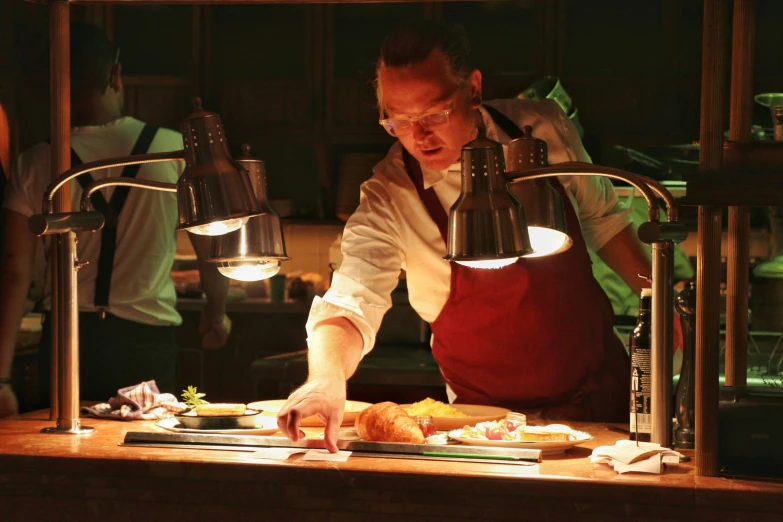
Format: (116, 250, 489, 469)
(2, 0, 782, 221)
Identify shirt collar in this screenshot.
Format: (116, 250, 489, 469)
(418, 106, 506, 190)
(72, 116, 134, 135)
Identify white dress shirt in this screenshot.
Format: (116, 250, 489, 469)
(4, 117, 185, 326)
(307, 99, 632, 354)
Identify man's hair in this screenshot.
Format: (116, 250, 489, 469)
(377, 19, 474, 80)
(374, 19, 474, 113)
(70, 22, 118, 95)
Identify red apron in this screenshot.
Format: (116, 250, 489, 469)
(402, 148, 629, 422)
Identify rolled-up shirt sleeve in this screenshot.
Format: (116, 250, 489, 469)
(3, 145, 47, 217)
(305, 172, 406, 356)
(549, 103, 632, 252)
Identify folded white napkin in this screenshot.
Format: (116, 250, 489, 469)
(590, 440, 684, 474)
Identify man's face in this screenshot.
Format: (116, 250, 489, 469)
(378, 51, 482, 171)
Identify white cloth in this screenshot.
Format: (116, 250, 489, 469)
(590, 440, 684, 474)
(4, 117, 185, 326)
(80, 380, 188, 420)
(307, 99, 632, 354)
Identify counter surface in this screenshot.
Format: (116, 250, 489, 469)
(1, 413, 781, 521)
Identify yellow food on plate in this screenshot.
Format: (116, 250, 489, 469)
(403, 397, 467, 418)
(195, 403, 247, 417)
(517, 426, 572, 442)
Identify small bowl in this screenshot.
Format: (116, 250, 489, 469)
(175, 409, 263, 430)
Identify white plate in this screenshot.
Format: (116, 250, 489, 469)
(154, 416, 280, 436)
(447, 424, 593, 455)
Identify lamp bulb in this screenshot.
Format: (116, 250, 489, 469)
(456, 258, 518, 270)
(188, 217, 249, 236)
(217, 260, 280, 281)
(524, 227, 572, 258)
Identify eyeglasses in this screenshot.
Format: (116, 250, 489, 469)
(379, 103, 453, 137)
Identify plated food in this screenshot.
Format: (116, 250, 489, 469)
(449, 415, 579, 442)
(176, 386, 262, 430)
(448, 418, 593, 455)
(352, 399, 592, 455)
(156, 416, 279, 435)
(355, 402, 426, 444)
(400, 399, 510, 431)
(171, 410, 264, 430)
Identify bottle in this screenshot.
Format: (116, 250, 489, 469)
(674, 281, 696, 449)
(629, 288, 652, 442)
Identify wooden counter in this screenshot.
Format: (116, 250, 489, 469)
(1, 413, 781, 521)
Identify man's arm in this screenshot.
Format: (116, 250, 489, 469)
(595, 223, 651, 295)
(187, 232, 230, 349)
(277, 316, 363, 452)
(307, 317, 364, 382)
(0, 210, 37, 416)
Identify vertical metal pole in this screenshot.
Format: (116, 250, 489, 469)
(725, 0, 755, 388)
(651, 241, 674, 447)
(43, 1, 93, 435)
(696, 0, 728, 477)
(51, 232, 82, 431)
(48, 0, 70, 421)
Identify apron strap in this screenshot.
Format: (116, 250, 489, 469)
(481, 104, 524, 139)
(93, 124, 159, 309)
(402, 148, 449, 244)
(482, 104, 567, 195)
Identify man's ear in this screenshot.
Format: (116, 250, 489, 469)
(109, 63, 122, 92)
(469, 69, 483, 108)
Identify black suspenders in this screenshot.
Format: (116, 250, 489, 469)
(67, 124, 159, 313)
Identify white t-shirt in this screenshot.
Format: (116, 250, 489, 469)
(306, 99, 632, 354)
(4, 116, 185, 326)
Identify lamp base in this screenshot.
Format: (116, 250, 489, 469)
(41, 425, 96, 436)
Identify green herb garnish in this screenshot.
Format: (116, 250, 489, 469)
(181, 385, 209, 409)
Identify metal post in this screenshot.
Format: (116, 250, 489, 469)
(696, 0, 728, 477)
(43, 0, 93, 435)
(41, 232, 87, 433)
(651, 241, 674, 447)
(48, 0, 70, 422)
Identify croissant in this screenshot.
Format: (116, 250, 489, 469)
(355, 402, 425, 444)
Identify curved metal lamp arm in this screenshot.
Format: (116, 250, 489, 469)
(42, 150, 185, 214)
(509, 161, 678, 223)
(509, 161, 682, 448)
(80, 178, 178, 212)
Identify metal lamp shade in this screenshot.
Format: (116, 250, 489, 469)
(444, 137, 532, 269)
(506, 127, 572, 257)
(209, 145, 289, 281)
(177, 99, 260, 235)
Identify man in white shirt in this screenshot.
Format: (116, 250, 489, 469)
(278, 20, 657, 451)
(0, 23, 230, 417)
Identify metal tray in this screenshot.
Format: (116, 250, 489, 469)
(123, 430, 542, 462)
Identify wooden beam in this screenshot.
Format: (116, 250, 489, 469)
(695, 0, 728, 479)
(33, 0, 483, 5)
